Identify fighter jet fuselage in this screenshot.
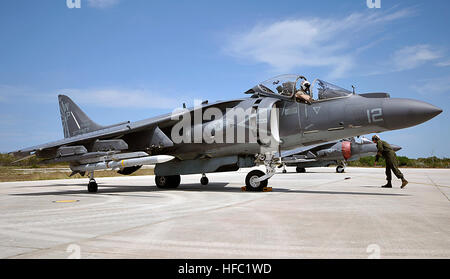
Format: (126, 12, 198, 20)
(11, 75, 442, 192)
(157, 94, 437, 160)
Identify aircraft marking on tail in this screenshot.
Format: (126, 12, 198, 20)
(70, 111, 81, 130)
(58, 95, 103, 138)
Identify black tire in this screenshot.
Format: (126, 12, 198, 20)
(282, 169, 287, 174)
(88, 181, 98, 193)
(245, 170, 268, 192)
(155, 175, 181, 189)
(296, 167, 306, 173)
(336, 166, 345, 173)
(200, 177, 209, 185)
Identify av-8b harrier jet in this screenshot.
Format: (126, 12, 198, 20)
(280, 136, 401, 174)
(11, 75, 442, 192)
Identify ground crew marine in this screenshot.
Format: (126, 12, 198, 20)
(372, 135, 408, 189)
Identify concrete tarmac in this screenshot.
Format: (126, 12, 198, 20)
(0, 167, 449, 259)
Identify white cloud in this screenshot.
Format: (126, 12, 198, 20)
(436, 59, 450, 67)
(224, 9, 414, 78)
(391, 45, 443, 71)
(59, 88, 180, 109)
(411, 76, 450, 96)
(0, 85, 181, 109)
(0, 85, 53, 104)
(87, 0, 120, 9)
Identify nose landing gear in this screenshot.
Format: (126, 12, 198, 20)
(245, 170, 268, 191)
(336, 161, 346, 173)
(245, 153, 277, 192)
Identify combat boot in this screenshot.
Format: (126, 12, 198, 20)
(381, 181, 392, 188)
(401, 178, 408, 189)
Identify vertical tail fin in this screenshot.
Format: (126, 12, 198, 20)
(58, 95, 103, 138)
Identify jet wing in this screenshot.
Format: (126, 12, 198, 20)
(11, 98, 244, 157)
(278, 141, 339, 158)
(11, 116, 165, 156)
(282, 157, 319, 164)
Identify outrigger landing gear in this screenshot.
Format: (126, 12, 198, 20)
(245, 153, 277, 192)
(87, 172, 98, 193)
(200, 173, 209, 185)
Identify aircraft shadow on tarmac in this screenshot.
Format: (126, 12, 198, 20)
(16, 183, 88, 188)
(271, 188, 408, 196)
(11, 182, 408, 197)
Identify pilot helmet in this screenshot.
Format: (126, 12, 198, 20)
(301, 80, 311, 91)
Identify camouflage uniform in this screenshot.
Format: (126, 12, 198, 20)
(375, 140, 404, 181)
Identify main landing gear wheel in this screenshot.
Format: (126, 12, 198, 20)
(155, 175, 181, 189)
(88, 179, 98, 193)
(245, 170, 268, 192)
(296, 167, 306, 173)
(336, 165, 345, 173)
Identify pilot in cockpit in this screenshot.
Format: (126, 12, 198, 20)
(295, 78, 313, 105)
(271, 75, 314, 104)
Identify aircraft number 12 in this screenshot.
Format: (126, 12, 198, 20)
(367, 108, 383, 123)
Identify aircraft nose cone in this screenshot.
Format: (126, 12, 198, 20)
(382, 99, 442, 130)
(390, 144, 402, 152)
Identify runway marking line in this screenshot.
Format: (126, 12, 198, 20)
(426, 175, 450, 202)
(52, 200, 79, 203)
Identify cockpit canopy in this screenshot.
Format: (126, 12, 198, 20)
(245, 74, 301, 98)
(359, 137, 373, 144)
(245, 74, 352, 101)
(312, 79, 352, 100)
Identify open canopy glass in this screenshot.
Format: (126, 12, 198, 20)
(311, 79, 352, 100)
(246, 74, 352, 101)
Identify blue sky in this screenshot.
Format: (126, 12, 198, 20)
(0, 0, 449, 158)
